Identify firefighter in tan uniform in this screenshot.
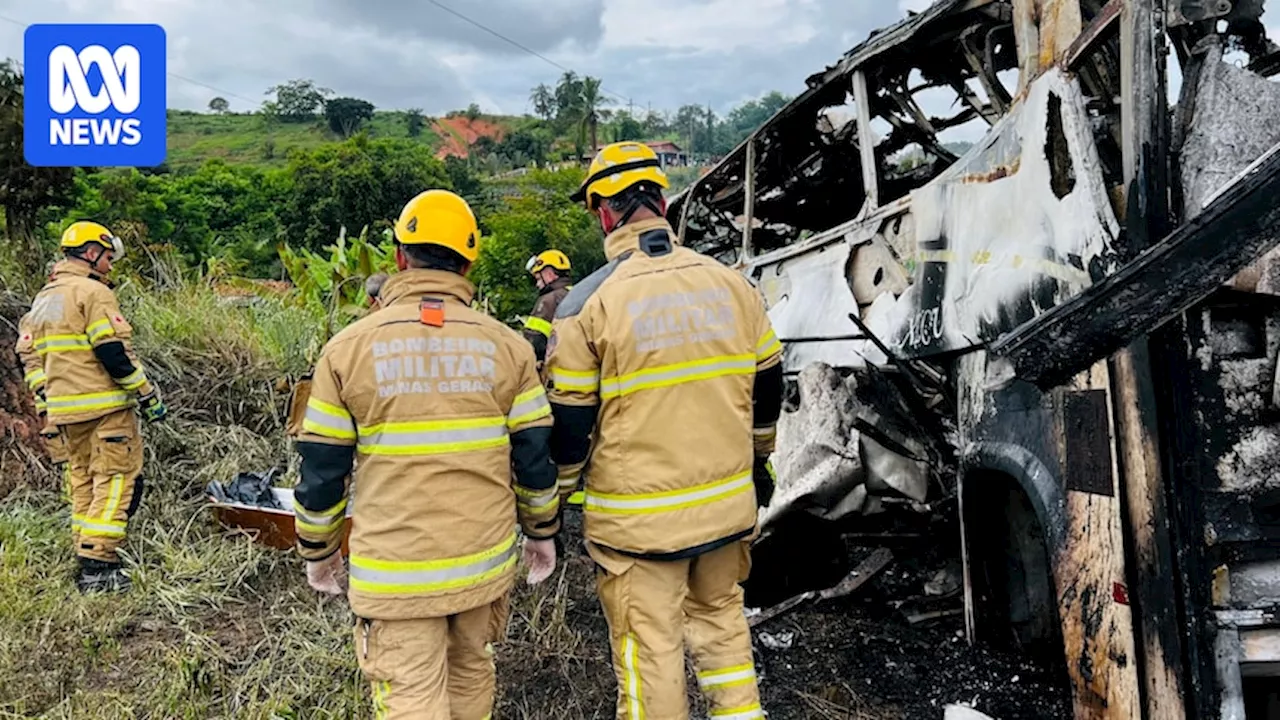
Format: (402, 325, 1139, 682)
(15, 222, 168, 593)
(17, 308, 71, 488)
(293, 190, 561, 720)
(548, 142, 785, 720)
(521, 249, 573, 366)
(522, 249, 586, 505)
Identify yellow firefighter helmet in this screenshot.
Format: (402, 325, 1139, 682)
(570, 141, 670, 208)
(393, 190, 481, 263)
(526, 249, 571, 276)
(60, 221, 124, 259)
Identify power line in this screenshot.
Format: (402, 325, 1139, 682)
(422, 0, 635, 107)
(3, 8, 641, 114)
(0, 13, 259, 107)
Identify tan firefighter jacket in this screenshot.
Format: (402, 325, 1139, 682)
(15, 261, 155, 427)
(545, 217, 784, 557)
(294, 269, 559, 621)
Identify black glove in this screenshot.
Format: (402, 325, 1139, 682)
(753, 457, 776, 508)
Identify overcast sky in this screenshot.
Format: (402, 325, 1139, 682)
(0, 0, 936, 116)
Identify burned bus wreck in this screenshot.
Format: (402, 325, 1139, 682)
(671, 1, 1280, 718)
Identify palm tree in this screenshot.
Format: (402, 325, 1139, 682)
(578, 76, 614, 161)
(529, 83, 555, 121)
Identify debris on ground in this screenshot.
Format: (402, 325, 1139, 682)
(759, 630, 796, 651)
(749, 547, 894, 627)
(205, 468, 285, 509)
(945, 705, 999, 720)
(764, 363, 946, 533)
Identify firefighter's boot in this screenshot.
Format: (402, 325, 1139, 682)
(76, 557, 131, 594)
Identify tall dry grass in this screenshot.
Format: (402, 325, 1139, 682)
(0, 269, 624, 719)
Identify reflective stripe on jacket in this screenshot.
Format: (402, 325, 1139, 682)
(522, 276, 572, 364)
(15, 261, 155, 426)
(294, 269, 557, 620)
(546, 218, 783, 556)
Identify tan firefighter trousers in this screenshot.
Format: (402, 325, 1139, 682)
(61, 408, 145, 563)
(355, 594, 511, 720)
(591, 539, 763, 720)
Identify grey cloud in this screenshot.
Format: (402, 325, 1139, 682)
(312, 0, 606, 56)
(0, 0, 919, 116)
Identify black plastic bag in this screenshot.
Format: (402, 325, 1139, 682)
(206, 468, 284, 510)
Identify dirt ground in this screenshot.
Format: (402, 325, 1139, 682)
(495, 512, 1072, 720)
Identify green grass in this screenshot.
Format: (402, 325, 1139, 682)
(0, 275, 618, 719)
(164, 111, 446, 171)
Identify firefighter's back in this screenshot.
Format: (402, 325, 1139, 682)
(28, 272, 131, 424)
(554, 228, 779, 555)
(319, 282, 533, 619)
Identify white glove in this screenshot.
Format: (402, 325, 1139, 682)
(306, 553, 348, 596)
(522, 537, 557, 585)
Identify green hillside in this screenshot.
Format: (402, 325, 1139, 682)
(165, 110, 448, 170)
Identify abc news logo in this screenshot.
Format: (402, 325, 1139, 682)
(24, 24, 166, 168)
(48, 44, 143, 147)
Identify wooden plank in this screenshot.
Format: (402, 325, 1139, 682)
(852, 71, 879, 210)
(988, 141, 1280, 389)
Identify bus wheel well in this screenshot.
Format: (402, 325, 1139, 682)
(963, 469, 1065, 661)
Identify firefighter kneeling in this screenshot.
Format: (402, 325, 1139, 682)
(293, 189, 560, 719)
(16, 222, 168, 593)
(548, 142, 785, 720)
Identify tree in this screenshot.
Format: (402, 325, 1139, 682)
(530, 84, 555, 121)
(278, 136, 453, 249)
(324, 97, 375, 138)
(577, 76, 613, 160)
(675, 104, 708, 154)
(611, 110, 644, 142)
(465, 103, 482, 121)
(719, 91, 791, 152)
(642, 109, 670, 138)
(52, 162, 289, 276)
(0, 61, 75, 280)
(553, 71, 584, 130)
(470, 168, 600, 322)
(404, 108, 425, 137)
(265, 79, 332, 122)
(208, 96, 230, 114)
(497, 127, 551, 168)
(444, 156, 485, 208)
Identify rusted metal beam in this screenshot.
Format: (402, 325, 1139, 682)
(1065, 0, 1123, 70)
(989, 141, 1280, 389)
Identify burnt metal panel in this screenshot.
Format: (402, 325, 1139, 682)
(990, 142, 1280, 389)
(1062, 389, 1116, 497)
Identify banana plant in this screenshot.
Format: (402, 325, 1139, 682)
(277, 225, 397, 339)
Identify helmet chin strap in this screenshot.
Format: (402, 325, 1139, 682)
(600, 194, 663, 235)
